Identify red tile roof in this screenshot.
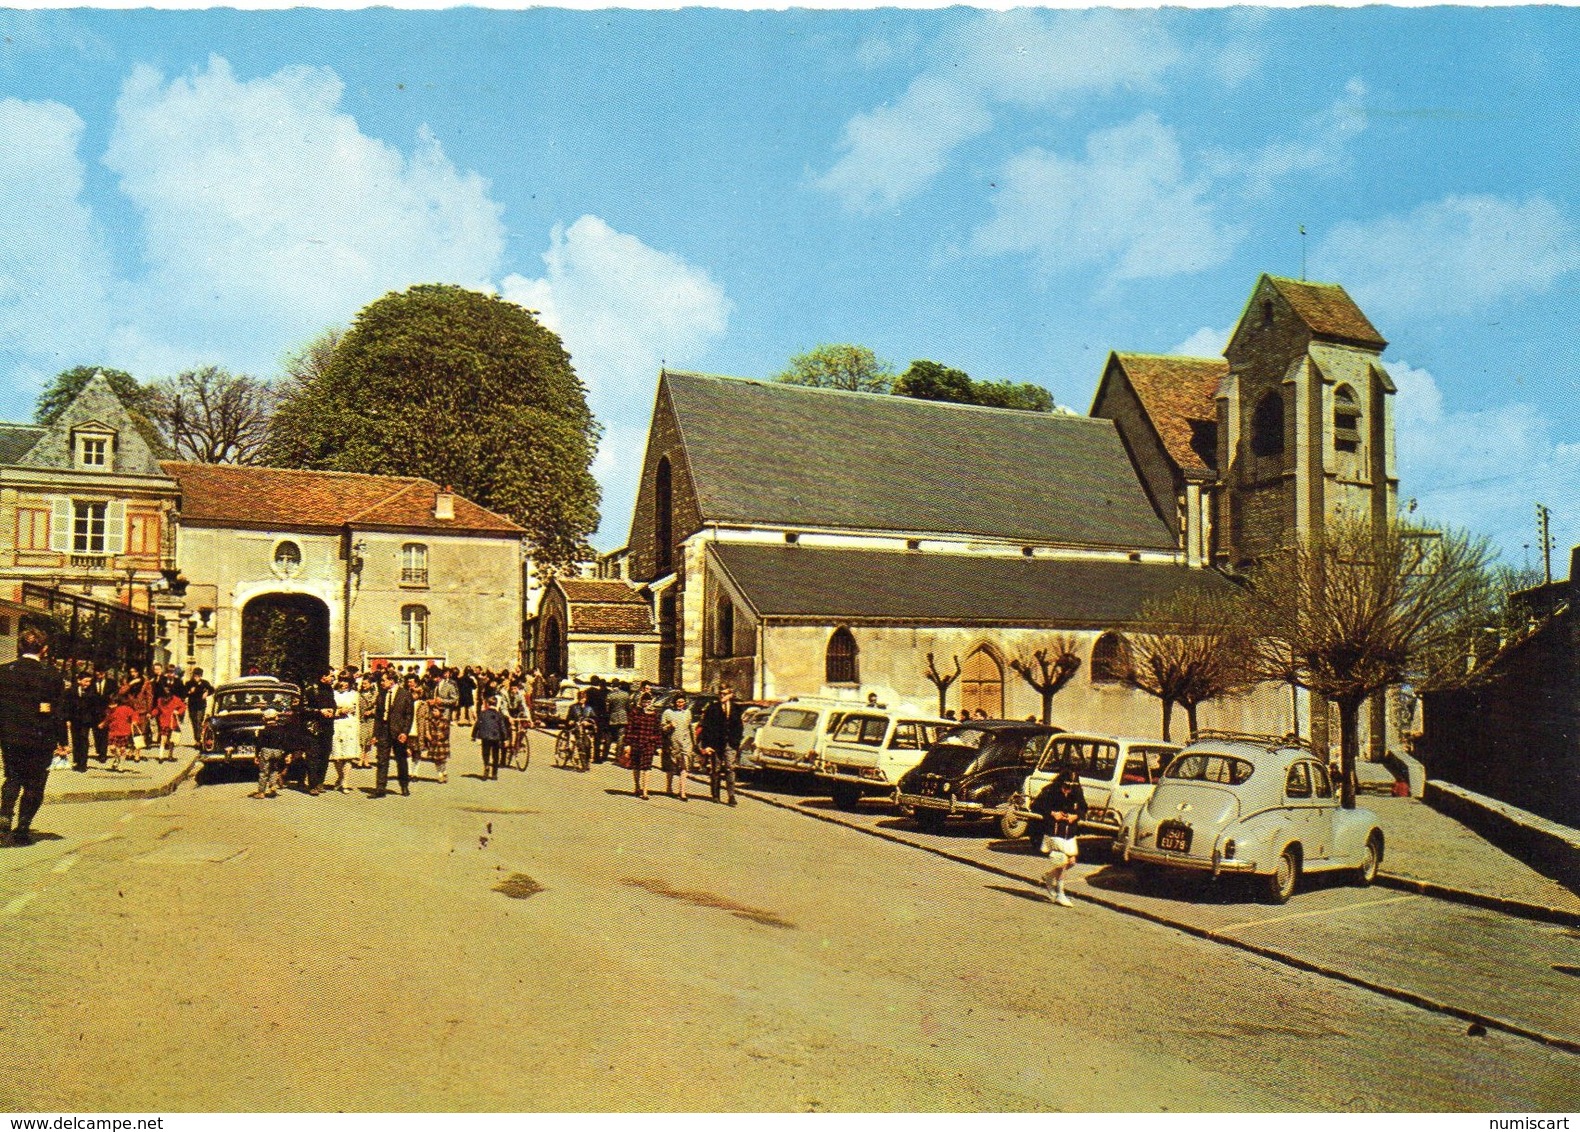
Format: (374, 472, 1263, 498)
(163, 463, 523, 535)
(1268, 277, 1387, 349)
(1113, 354, 1226, 476)
(554, 578, 655, 634)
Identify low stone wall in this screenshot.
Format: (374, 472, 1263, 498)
(1425, 779, 1580, 891)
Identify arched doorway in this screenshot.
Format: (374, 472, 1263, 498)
(241, 593, 330, 688)
(960, 646, 1004, 719)
(543, 617, 565, 681)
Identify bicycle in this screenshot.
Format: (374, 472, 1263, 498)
(508, 717, 532, 770)
(554, 720, 595, 771)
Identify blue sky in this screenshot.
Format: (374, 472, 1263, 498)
(1, 7, 1576, 565)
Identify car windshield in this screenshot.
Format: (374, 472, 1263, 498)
(1040, 736, 1119, 778)
(1165, 752, 1255, 785)
(769, 708, 820, 731)
(935, 726, 990, 750)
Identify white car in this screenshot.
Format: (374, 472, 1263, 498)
(816, 707, 951, 810)
(1008, 733, 1180, 841)
(1121, 733, 1385, 904)
(749, 697, 857, 776)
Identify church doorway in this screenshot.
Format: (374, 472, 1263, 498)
(959, 646, 1005, 719)
(241, 593, 330, 688)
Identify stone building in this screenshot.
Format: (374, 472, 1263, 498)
(0, 373, 180, 668)
(164, 463, 525, 683)
(621, 275, 1397, 747)
(533, 576, 659, 684)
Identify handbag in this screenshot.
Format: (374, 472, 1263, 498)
(131, 733, 146, 750)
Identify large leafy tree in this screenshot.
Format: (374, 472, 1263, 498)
(264, 284, 601, 570)
(35, 366, 169, 454)
(1241, 518, 1499, 808)
(894, 359, 1055, 412)
(776, 344, 894, 393)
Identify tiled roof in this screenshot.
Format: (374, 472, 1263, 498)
(553, 578, 655, 635)
(710, 543, 1235, 627)
(0, 425, 45, 465)
(662, 372, 1175, 551)
(163, 463, 523, 535)
(1111, 354, 1226, 475)
(1268, 277, 1386, 349)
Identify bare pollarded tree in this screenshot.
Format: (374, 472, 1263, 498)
(1128, 585, 1256, 741)
(1009, 636, 1083, 725)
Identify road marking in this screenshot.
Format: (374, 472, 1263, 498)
(1, 891, 38, 916)
(52, 855, 77, 874)
(1223, 892, 1423, 932)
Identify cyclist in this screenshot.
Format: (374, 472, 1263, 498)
(564, 688, 598, 770)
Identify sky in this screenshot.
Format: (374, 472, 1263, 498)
(0, 6, 1576, 566)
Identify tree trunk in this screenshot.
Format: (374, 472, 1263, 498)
(936, 685, 947, 717)
(1184, 701, 1199, 741)
(1159, 698, 1173, 741)
(1337, 694, 1362, 809)
(1040, 690, 1054, 725)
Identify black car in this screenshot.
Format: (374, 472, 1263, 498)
(896, 721, 1062, 832)
(200, 676, 303, 765)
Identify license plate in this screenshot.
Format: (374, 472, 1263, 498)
(1158, 823, 1191, 853)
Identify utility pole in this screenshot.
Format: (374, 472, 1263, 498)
(1536, 502, 1553, 584)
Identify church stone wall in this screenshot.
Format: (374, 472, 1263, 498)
(627, 387, 704, 584)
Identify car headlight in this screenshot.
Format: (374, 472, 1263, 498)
(1222, 838, 1237, 860)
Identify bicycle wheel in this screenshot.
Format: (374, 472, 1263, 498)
(553, 728, 574, 768)
(576, 729, 592, 771)
(512, 730, 531, 770)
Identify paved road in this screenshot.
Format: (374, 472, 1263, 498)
(0, 730, 1575, 1112)
(744, 774, 1580, 1053)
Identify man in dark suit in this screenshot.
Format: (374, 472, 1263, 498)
(371, 668, 414, 797)
(697, 684, 746, 806)
(66, 670, 108, 772)
(0, 627, 68, 845)
(302, 669, 337, 796)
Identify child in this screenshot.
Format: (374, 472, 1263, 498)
(104, 695, 136, 773)
(1030, 766, 1087, 907)
(155, 686, 186, 761)
(471, 696, 509, 781)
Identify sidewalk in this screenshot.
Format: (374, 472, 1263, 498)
(42, 744, 201, 805)
(1367, 794, 1580, 919)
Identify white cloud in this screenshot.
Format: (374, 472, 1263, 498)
(816, 10, 1185, 211)
(1317, 195, 1580, 319)
(971, 114, 1242, 282)
(1171, 326, 1231, 358)
(102, 56, 505, 374)
(1238, 78, 1368, 199)
(1391, 359, 1580, 560)
(501, 215, 731, 545)
(0, 98, 115, 379)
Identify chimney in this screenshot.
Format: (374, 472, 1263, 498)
(434, 486, 455, 521)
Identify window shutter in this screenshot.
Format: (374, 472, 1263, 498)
(49, 498, 71, 553)
(106, 500, 127, 554)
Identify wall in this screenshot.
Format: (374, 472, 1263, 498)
(757, 622, 1292, 739)
(1090, 363, 1178, 534)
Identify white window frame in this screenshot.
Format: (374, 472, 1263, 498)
(401, 542, 429, 586)
(401, 605, 429, 654)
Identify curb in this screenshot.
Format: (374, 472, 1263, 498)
(736, 781, 1580, 1058)
(1374, 872, 1580, 929)
(43, 751, 202, 807)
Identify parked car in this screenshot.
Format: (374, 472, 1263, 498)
(895, 721, 1062, 831)
(734, 701, 781, 774)
(816, 706, 951, 810)
(1007, 732, 1181, 841)
(749, 697, 858, 777)
(199, 676, 303, 765)
(1120, 732, 1385, 904)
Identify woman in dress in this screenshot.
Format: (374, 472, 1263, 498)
(357, 672, 378, 768)
(423, 686, 453, 784)
(330, 674, 361, 793)
(622, 691, 662, 800)
(660, 692, 696, 800)
(121, 667, 153, 762)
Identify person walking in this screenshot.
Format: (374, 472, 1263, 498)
(457, 667, 477, 724)
(329, 674, 361, 793)
(660, 692, 696, 800)
(0, 627, 67, 845)
(154, 683, 186, 761)
(605, 679, 630, 765)
(104, 694, 136, 773)
(184, 667, 214, 750)
(622, 690, 661, 800)
(371, 669, 414, 797)
(357, 672, 378, 768)
(66, 670, 107, 773)
(586, 676, 609, 763)
(1030, 765, 1087, 907)
(88, 669, 114, 765)
(697, 685, 745, 806)
(424, 685, 453, 783)
(302, 669, 337, 796)
(251, 707, 301, 799)
(472, 696, 509, 780)
(122, 666, 153, 763)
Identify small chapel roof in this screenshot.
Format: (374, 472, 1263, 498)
(1265, 277, 1387, 349)
(551, 577, 656, 635)
(1104, 354, 1226, 477)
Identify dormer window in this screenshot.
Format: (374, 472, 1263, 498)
(75, 431, 112, 470)
(1333, 385, 1361, 453)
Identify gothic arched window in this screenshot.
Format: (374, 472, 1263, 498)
(1091, 632, 1132, 684)
(825, 627, 858, 685)
(715, 597, 735, 658)
(1333, 384, 1361, 453)
(654, 456, 673, 575)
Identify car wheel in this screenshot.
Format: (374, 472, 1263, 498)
(999, 810, 1029, 840)
(1355, 832, 1383, 887)
(830, 782, 863, 811)
(1262, 847, 1299, 905)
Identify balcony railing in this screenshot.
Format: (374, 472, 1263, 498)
(69, 553, 111, 569)
(400, 567, 430, 586)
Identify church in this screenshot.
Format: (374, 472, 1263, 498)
(617, 274, 1399, 753)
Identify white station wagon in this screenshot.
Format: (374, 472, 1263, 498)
(1007, 732, 1180, 841)
(817, 707, 950, 811)
(1121, 733, 1385, 904)
(749, 698, 856, 776)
